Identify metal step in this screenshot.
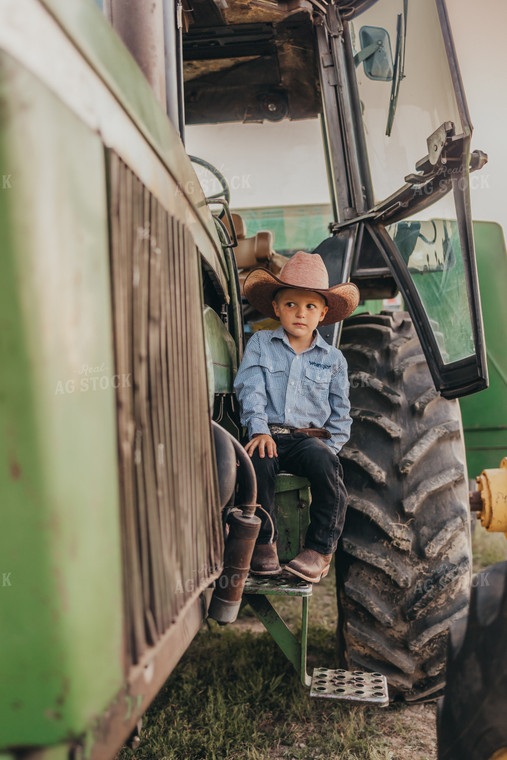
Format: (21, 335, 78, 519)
(244, 572, 312, 597)
(243, 573, 312, 686)
(310, 668, 389, 706)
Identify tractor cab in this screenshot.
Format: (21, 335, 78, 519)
(183, 0, 489, 702)
(183, 0, 487, 397)
(0, 1, 495, 755)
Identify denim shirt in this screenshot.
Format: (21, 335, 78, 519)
(234, 327, 351, 454)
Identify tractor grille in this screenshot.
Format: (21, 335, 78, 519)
(108, 152, 223, 666)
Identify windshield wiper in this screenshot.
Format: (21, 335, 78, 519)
(386, 0, 407, 136)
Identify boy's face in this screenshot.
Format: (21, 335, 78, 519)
(272, 288, 328, 343)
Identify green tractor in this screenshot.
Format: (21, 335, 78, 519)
(0, 0, 492, 757)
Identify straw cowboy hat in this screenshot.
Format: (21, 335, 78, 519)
(243, 251, 360, 326)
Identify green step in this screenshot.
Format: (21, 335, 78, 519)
(244, 573, 312, 597)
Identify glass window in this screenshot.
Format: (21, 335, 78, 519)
(349, 0, 465, 204)
(234, 204, 333, 257)
(386, 205, 474, 363)
(185, 118, 331, 254)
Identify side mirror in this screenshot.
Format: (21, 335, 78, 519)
(356, 26, 394, 81)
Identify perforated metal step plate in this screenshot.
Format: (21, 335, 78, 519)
(310, 668, 389, 706)
(244, 572, 312, 597)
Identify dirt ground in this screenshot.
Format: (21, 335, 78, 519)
(233, 615, 438, 760)
(261, 702, 438, 760)
(376, 703, 437, 760)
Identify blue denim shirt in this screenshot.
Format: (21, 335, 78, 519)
(234, 327, 351, 454)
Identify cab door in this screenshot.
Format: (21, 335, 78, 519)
(317, 0, 488, 398)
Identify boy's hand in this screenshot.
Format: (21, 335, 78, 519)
(245, 434, 277, 459)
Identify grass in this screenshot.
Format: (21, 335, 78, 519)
(116, 527, 507, 760)
(472, 521, 507, 572)
(116, 559, 438, 760)
(117, 624, 391, 760)
(117, 562, 393, 760)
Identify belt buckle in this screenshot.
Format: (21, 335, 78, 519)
(269, 425, 291, 435)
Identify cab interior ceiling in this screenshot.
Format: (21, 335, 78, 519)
(182, 0, 379, 124)
(182, 0, 321, 124)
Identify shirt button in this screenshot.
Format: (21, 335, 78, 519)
(290, 381, 295, 385)
(287, 408, 291, 412)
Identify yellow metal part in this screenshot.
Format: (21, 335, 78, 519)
(488, 749, 507, 760)
(476, 457, 507, 536)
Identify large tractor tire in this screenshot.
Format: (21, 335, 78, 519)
(337, 311, 472, 701)
(437, 561, 507, 760)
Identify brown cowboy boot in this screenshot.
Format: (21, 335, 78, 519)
(250, 543, 282, 576)
(284, 548, 332, 583)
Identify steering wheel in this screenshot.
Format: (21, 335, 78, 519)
(189, 156, 230, 215)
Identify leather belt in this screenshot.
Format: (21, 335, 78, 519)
(268, 424, 331, 440)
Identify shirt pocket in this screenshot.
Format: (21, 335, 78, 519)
(260, 359, 286, 402)
(302, 366, 332, 406)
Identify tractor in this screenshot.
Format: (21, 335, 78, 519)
(0, 0, 490, 757)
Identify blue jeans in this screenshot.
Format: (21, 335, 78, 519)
(250, 433, 348, 555)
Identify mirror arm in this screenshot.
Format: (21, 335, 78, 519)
(353, 40, 383, 67)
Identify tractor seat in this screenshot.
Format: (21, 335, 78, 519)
(227, 212, 287, 293)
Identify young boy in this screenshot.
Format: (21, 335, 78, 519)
(233, 251, 359, 583)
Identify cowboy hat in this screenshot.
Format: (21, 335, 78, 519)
(243, 251, 360, 326)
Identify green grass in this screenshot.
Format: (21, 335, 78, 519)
(472, 521, 507, 572)
(116, 555, 423, 760)
(117, 624, 389, 760)
(116, 527, 507, 759)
